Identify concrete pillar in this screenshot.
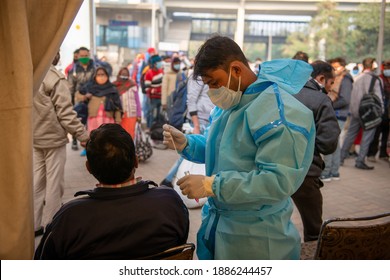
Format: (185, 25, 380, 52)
(267, 35, 273, 61)
(89, 0, 96, 56)
(234, 0, 245, 48)
(318, 38, 326, 61)
(376, 0, 386, 75)
(151, 3, 157, 49)
(318, 23, 328, 61)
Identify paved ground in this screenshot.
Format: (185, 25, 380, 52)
(36, 139, 390, 259)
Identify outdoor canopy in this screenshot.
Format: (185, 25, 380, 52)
(0, 0, 83, 259)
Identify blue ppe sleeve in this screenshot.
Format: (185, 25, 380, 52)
(180, 134, 207, 164)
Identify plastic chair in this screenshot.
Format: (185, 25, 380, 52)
(314, 212, 390, 260)
(139, 243, 195, 260)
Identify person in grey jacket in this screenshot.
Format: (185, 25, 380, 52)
(186, 74, 214, 134)
(291, 60, 340, 241)
(340, 57, 384, 170)
(33, 52, 89, 236)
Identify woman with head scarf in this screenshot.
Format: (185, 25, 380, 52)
(113, 67, 141, 139)
(76, 67, 122, 135)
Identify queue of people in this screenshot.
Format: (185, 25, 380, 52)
(33, 39, 389, 260)
(33, 45, 203, 240)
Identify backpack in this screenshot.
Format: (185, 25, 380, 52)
(140, 65, 150, 94)
(359, 75, 383, 130)
(134, 122, 153, 162)
(167, 72, 188, 130)
(150, 113, 167, 141)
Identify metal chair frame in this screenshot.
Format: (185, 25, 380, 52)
(138, 243, 195, 260)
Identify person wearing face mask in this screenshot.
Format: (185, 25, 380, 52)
(161, 57, 184, 111)
(75, 67, 122, 135)
(68, 46, 96, 151)
(290, 60, 340, 242)
(68, 47, 96, 104)
(144, 54, 164, 129)
(367, 60, 390, 161)
(350, 64, 361, 79)
(162, 36, 316, 260)
(113, 67, 141, 139)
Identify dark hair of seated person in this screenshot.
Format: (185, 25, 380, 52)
(86, 124, 135, 185)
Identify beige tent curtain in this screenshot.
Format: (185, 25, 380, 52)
(0, 0, 83, 259)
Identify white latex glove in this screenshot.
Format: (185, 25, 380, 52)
(177, 175, 215, 199)
(162, 124, 187, 152)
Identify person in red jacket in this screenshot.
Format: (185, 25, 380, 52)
(144, 54, 164, 128)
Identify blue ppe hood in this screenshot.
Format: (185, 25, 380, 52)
(257, 59, 313, 94)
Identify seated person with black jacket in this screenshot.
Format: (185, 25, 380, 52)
(35, 124, 189, 260)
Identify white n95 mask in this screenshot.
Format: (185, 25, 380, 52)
(207, 70, 242, 110)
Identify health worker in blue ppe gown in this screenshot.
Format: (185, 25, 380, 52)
(163, 36, 316, 260)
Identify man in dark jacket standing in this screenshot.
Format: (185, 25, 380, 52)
(67, 46, 96, 151)
(291, 60, 340, 242)
(321, 57, 353, 180)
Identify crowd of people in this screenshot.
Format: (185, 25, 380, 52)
(33, 45, 213, 259)
(32, 38, 390, 260)
(290, 52, 389, 245)
(65, 46, 199, 149)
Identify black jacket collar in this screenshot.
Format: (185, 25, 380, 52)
(74, 180, 158, 200)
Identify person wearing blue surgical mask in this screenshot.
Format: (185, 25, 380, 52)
(349, 64, 361, 79)
(155, 61, 163, 70)
(143, 55, 164, 129)
(161, 57, 184, 111)
(162, 36, 316, 260)
(352, 66, 360, 76)
(113, 67, 141, 139)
